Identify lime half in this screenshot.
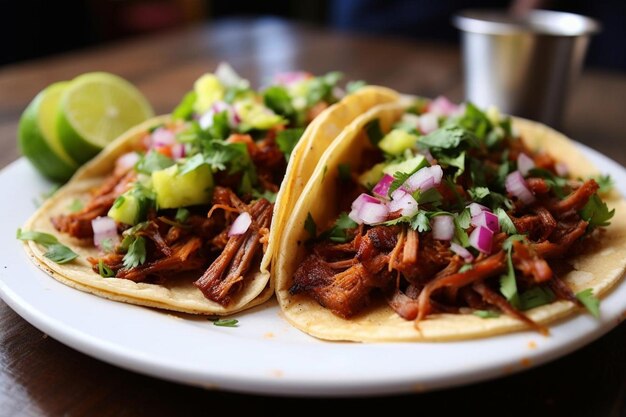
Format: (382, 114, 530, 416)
(58, 72, 154, 164)
(18, 81, 78, 182)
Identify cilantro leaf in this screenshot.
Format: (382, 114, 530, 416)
(276, 128, 305, 161)
(411, 211, 431, 233)
(98, 260, 116, 278)
(452, 216, 470, 247)
(338, 163, 351, 182)
(468, 186, 490, 201)
(473, 310, 500, 319)
(67, 199, 84, 212)
(455, 208, 472, 229)
(175, 208, 190, 223)
(496, 208, 517, 234)
(419, 126, 477, 150)
(389, 170, 412, 196)
(122, 236, 147, 269)
(306, 71, 342, 105)
(210, 318, 239, 327)
(414, 188, 442, 206)
(437, 151, 466, 178)
(172, 91, 197, 120)
(263, 85, 295, 119)
(305, 212, 317, 238)
(44, 244, 78, 264)
(346, 80, 366, 94)
(499, 245, 520, 308)
(136, 151, 175, 175)
(17, 229, 78, 264)
(323, 212, 358, 243)
(251, 189, 277, 203)
(208, 111, 231, 140)
(365, 119, 384, 146)
(455, 102, 491, 141)
(580, 193, 614, 228)
(591, 174, 614, 195)
(519, 286, 555, 310)
(576, 288, 600, 318)
(178, 153, 206, 176)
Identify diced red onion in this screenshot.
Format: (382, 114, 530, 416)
(215, 62, 248, 88)
(469, 225, 494, 254)
(505, 170, 536, 205)
(405, 165, 443, 192)
(422, 150, 436, 165)
(431, 215, 454, 240)
(116, 152, 140, 171)
(450, 242, 474, 262)
(372, 174, 394, 198)
(228, 211, 252, 236)
(419, 113, 439, 134)
(199, 101, 240, 130)
(150, 128, 176, 148)
(350, 193, 388, 225)
(171, 143, 186, 160)
(273, 71, 311, 86)
(332, 86, 346, 99)
(428, 96, 459, 116)
(517, 152, 535, 176)
(92, 216, 119, 250)
(388, 189, 418, 217)
(467, 202, 489, 217)
(471, 211, 500, 233)
(555, 162, 569, 177)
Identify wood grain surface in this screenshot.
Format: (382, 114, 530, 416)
(1, 18, 625, 416)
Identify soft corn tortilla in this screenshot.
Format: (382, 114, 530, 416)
(275, 102, 626, 341)
(22, 86, 400, 315)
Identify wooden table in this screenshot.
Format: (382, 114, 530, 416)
(1, 18, 625, 416)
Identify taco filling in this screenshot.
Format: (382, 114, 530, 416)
(50, 64, 349, 306)
(291, 97, 614, 331)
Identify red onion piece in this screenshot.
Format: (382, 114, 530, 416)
(199, 101, 240, 130)
(422, 150, 436, 165)
(555, 162, 569, 177)
(450, 242, 474, 262)
(405, 165, 443, 192)
(151, 128, 176, 148)
(517, 152, 535, 176)
(428, 96, 459, 116)
(431, 215, 454, 240)
(171, 143, 186, 160)
(91, 216, 119, 250)
(350, 193, 388, 225)
(332, 86, 346, 99)
(419, 113, 439, 134)
(505, 170, 536, 205)
(273, 71, 311, 86)
(469, 225, 494, 254)
(228, 212, 252, 236)
(467, 202, 489, 217)
(388, 189, 418, 217)
(372, 174, 394, 198)
(401, 113, 421, 129)
(471, 211, 500, 233)
(116, 152, 140, 171)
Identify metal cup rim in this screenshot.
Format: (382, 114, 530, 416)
(453, 9, 601, 37)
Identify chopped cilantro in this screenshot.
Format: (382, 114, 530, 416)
(263, 85, 295, 120)
(276, 128, 305, 161)
(473, 310, 500, 319)
(323, 212, 358, 243)
(580, 193, 614, 229)
(455, 208, 472, 229)
(100, 238, 115, 253)
(338, 163, 351, 182)
(136, 150, 175, 175)
(172, 91, 197, 120)
(122, 236, 147, 269)
(495, 208, 517, 234)
(459, 264, 474, 273)
(67, 199, 84, 212)
(175, 208, 190, 223)
(306, 71, 342, 105)
(346, 80, 366, 94)
(499, 244, 520, 308)
(210, 318, 239, 327)
(178, 153, 206, 176)
(418, 126, 477, 151)
(411, 211, 431, 233)
(576, 288, 600, 318)
(365, 118, 384, 146)
(304, 212, 317, 238)
(468, 186, 490, 201)
(437, 151, 466, 178)
(97, 260, 116, 278)
(591, 174, 614, 195)
(519, 286, 555, 310)
(251, 189, 277, 204)
(452, 216, 470, 247)
(414, 188, 442, 206)
(16, 228, 78, 264)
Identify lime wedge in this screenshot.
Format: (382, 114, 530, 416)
(58, 72, 154, 164)
(18, 81, 78, 182)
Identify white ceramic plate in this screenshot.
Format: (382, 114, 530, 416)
(1, 145, 626, 397)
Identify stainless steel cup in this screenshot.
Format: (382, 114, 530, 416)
(454, 9, 600, 128)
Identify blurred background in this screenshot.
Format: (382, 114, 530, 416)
(4, 0, 625, 71)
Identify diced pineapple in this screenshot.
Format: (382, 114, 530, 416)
(378, 129, 418, 155)
(152, 164, 214, 209)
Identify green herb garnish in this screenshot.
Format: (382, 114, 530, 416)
(16, 228, 78, 264)
(576, 288, 600, 318)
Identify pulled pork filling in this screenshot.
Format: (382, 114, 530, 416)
(291, 99, 613, 331)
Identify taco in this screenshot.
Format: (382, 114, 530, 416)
(275, 97, 626, 341)
(20, 64, 399, 315)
